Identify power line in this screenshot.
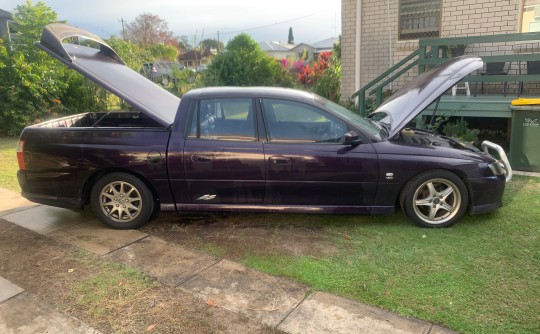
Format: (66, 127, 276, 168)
(208, 10, 327, 37)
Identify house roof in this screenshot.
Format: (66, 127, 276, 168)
(178, 48, 213, 61)
(0, 9, 13, 19)
(258, 41, 295, 52)
(310, 37, 339, 50)
(291, 37, 339, 53)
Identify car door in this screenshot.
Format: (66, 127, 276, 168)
(261, 98, 378, 207)
(183, 97, 266, 204)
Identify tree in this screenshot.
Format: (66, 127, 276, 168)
(201, 39, 224, 52)
(0, 1, 115, 136)
(313, 41, 342, 102)
(0, 1, 68, 135)
(178, 36, 190, 51)
(204, 33, 282, 86)
(288, 27, 294, 44)
(125, 13, 178, 47)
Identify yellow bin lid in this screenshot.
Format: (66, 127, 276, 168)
(511, 98, 540, 106)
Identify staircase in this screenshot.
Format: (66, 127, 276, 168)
(351, 32, 540, 119)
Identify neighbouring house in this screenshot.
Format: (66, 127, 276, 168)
(341, 0, 539, 101)
(259, 37, 339, 61)
(178, 48, 215, 69)
(258, 41, 295, 59)
(0, 9, 15, 42)
(290, 37, 339, 61)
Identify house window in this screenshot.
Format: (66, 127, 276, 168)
(399, 0, 441, 40)
(522, 0, 540, 32)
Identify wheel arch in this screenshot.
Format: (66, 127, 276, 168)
(398, 168, 472, 211)
(81, 168, 160, 208)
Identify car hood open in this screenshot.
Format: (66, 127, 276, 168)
(368, 56, 483, 138)
(35, 23, 180, 127)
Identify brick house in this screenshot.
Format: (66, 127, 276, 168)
(341, 0, 536, 101)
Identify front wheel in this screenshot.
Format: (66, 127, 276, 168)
(402, 171, 468, 228)
(160, 75, 170, 86)
(90, 173, 154, 229)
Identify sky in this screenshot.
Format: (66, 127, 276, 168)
(2, 0, 341, 45)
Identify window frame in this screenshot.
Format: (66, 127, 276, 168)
(186, 97, 258, 141)
(260, 98, 350, 144)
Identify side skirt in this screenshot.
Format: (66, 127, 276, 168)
(172, 203, 395, 215)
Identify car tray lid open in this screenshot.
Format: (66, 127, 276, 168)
(35, 23, 179, 127)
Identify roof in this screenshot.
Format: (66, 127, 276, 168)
(178, 49, 213, 61)
(0, 9, 13, 19)
(291, 37, 339, 52)
(184, 86, 316, 101)
(258, 41, 295, 52)
(310, 37, 339, 50)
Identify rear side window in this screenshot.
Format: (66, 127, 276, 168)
(187, 98, 256, 141)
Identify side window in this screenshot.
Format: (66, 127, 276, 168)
(187, 98, 256, 141)
(262, 99, 348, 143)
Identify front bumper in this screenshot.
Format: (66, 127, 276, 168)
(469, 175, 506, 214)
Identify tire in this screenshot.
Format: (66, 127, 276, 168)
(90, 173, 154, 229)
(160, 75, 170, 86)
(402, 170, 468, 228)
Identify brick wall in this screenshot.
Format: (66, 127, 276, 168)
(442, 0, 519, 36)
(341, 0, 526, 102)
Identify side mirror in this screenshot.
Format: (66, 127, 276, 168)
(342, 131, 362, 146)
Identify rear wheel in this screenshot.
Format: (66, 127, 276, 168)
(90, 173, 154, 229)
(402, 170, 468, 228)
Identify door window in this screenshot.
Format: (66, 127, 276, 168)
(188, 98, 256, 141)
(262, 99, 347, 143)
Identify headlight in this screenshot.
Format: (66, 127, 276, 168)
(488, 161, 505, 176)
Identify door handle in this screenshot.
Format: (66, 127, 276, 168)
(191, 154, 214, 163)
(270, 156, 292, 165)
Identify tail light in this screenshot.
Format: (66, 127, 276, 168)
(17, 139, 26, 170)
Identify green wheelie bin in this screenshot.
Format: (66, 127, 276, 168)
(509, 98, 540, 172)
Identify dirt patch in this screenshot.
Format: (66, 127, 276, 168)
(143, 212, 340, 260)
(0, 219, 282, 334)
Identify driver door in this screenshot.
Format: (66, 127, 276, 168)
(261, 98, 378, 207)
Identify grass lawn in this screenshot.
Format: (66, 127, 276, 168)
(1, 136, 538, 333)
(237, 176, 540, 334)
(0, 137, 20, 191)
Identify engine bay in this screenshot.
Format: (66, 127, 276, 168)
(395, 128, 479, 152)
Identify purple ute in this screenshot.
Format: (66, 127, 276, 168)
(17, 24, 511, 229)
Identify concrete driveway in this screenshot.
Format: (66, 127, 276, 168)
(0, 188, 456, 334)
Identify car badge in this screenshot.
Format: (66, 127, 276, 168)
(197, 194, 217, 201)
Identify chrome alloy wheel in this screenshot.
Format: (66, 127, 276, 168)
(412, 178, 462, 225)
(98, 181, 142, 223)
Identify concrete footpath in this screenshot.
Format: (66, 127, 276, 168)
(0, 187, 456, 334)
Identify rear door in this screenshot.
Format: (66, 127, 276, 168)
(183, 97, 266, 204)
(261, 98, 378, 207)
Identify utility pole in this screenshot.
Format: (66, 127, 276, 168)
(217, 31, 220, 53)
(118, 18, 126, 40)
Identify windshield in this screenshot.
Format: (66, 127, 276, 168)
(316, 96, 384, 139)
